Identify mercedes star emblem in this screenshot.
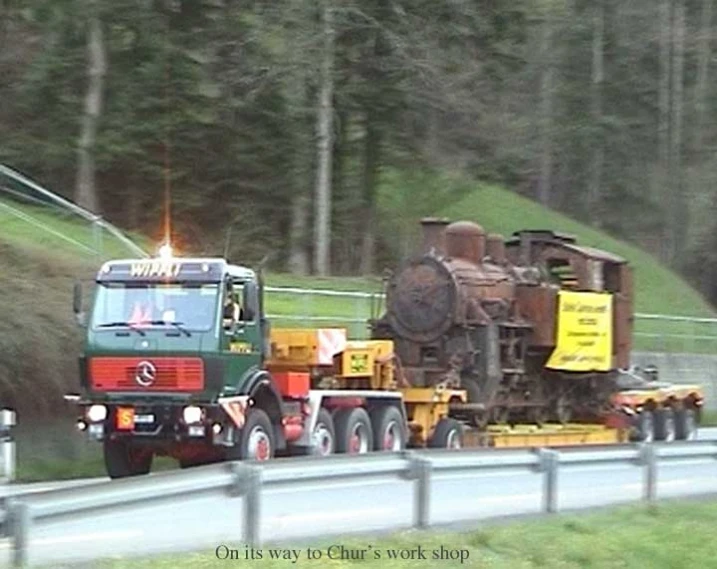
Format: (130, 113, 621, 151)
(135, 360, 157, 387)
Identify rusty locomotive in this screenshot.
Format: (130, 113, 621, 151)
(370, 218, 633, 428)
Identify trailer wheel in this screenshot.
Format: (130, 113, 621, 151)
(634, 410, 655, 442)
(312, 408, 336, 456)
(229, 408, 275, 461)
(654, 408, 676, 442)
(334, 407, 373, 455)
(104, 439, 153, 479)
(674, 408, 697, 440)
(429, 418, 463, 449)
(370, 406, 406, 452)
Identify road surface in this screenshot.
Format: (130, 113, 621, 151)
(0, 440, 715, 567)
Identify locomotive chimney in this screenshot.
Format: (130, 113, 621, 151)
(419, 217, 450, 255)
(445, 221, 486, 264)
(486, 233, 506, 264)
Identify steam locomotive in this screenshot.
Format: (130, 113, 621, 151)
(370, 218, 633, 427)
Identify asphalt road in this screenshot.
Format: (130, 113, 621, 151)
(0, 437, 715, 567)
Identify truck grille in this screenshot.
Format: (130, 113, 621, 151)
(89, 357, 204, 391)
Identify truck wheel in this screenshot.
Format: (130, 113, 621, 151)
(104, 439, 153, 479)
(634, 410, 654, 443)
(429, 418, 463, 449)
(370, 406, 406, 452)
(230, 408, 275, 461)
(675, 408, 697, 440)
(334, 407, 373, 454)
(654, 408, 676, 442)
(312, 408, 335, 456)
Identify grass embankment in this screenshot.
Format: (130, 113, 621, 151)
(69, 500, 717, 569)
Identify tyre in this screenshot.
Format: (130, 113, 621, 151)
(674, 408, 697, 441)
(311, 408, 336, 456)
(227, 408, 275, 461)
(334, 407, 373, 454)
(654, 408, 676, 442)
(429, 418, 463, 449)
(369, 406, 407, 452)
(633, 410, 654, 442)
(104, 439, 153, 479)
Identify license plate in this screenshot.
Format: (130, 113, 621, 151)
(134, 414, 155, 424)
(116, 407, 135, 430)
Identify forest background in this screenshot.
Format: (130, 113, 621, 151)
(4, 0, 717, 303)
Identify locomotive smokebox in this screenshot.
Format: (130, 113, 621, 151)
(445, 221, 486, 264)
(420, 217, 451, 256)
(486, 233, 506, 265)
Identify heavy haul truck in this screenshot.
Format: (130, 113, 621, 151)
(65, 221, 705, 478)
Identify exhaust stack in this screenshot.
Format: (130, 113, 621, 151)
(419, 217, 450, 256)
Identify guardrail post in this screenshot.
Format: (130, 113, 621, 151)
(7, 500, 30, 568)
(414, 457, 431, 529)
(243, 466, 262, 547)
(537, 449, 559, 514)
(640, 443, 657, 505)
(400, 452, 432, 529)
(227, 462, 263, 547)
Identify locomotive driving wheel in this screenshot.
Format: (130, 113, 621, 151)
(470, 410, 490, 429)
(491, 406, 510, 425)
(528, 406, 548, 427)
(552, 393, 573, 424)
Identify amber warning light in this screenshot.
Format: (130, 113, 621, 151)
(158, 243, 173, 259)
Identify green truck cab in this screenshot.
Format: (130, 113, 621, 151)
(66, 253, 288, 478)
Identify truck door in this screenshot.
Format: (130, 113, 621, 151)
(221, 278, 262, 372)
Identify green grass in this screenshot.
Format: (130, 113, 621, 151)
(56, 499, 717, 569)
(0, 197, 151, 261)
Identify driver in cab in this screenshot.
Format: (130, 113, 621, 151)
(223, 283, 243, 328)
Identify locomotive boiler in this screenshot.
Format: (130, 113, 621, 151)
(370, 218, 634, 427)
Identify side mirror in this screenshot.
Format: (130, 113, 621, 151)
(73, 282, 86, 327)
(243, 281, 258, 321)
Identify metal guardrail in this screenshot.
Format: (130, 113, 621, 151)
(263, 286, 717, 352)
(3, 440, 717, 567)
(0, 164, 149, 260)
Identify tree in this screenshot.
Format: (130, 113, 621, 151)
(75, 0, 105, 213)
(588, 0, 605, 225)
(313, 0, 335, 276)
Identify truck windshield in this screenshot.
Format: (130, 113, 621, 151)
(90, 282, 219, 332)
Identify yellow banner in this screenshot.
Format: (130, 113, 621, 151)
(546, 291, 613, 372)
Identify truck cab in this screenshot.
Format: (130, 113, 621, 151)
(67, 250, 287, 477)
(68, 247, 410, 479)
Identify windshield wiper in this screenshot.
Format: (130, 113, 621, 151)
(96, 322, 146, 336)
(147, 320, 192, 337)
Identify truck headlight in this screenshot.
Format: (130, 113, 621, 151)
(87, 405, 107, 422)
(182, 406, 203, 424)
